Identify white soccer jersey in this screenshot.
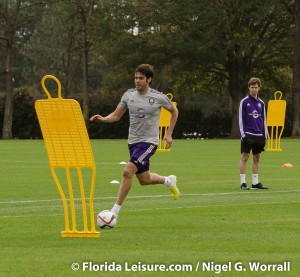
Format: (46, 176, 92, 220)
(118, 88, 173, 145)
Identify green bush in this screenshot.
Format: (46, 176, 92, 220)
(0, 88, 291, 139)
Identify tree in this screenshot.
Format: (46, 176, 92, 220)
(91, 0, 294, 137)
(280, 0, 300, 137)
(0, 0, 45, 139)
(291, 0, 300, 136)
(22, 0, 96, 122)
(21, 1, 82, 96)
(292, 0, 300, 136)
(222, 1, 293, 137)
(172, 0, 294, 137)
(75, 0, 95, 122)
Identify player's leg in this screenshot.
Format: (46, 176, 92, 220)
(239, 137, 250, 190)
(136, 171, 164, 185)
(111, 162, 137, 217)
(136, 171, 180, 200)
(112, 143, 159, 217)
(251, 139, 268, 189)
(117, 162, 138, 205)
(132, 142, 180, 200)
(252, 153, 260, 175)
(239, 152, 249, 174)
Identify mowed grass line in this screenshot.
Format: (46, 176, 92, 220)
(0, 139, 299, 277)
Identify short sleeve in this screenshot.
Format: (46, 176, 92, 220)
(117, 91, 129, 110)
(160, 94, 173, 110)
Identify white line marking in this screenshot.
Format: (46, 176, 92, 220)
(1, 200, 300, 219)
(0, 190, 300, 205)
(125, 200, 300, 213)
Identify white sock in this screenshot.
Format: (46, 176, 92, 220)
(240, 174, 246, 184)
(164, 176, 172, 187)
(111, 204, 121, 217)
(252, 174, 259, 185)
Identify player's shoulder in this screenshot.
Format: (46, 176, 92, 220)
(124, 88, 136, 95)
(240, 95, 250, 104)
(149, 88, 171, 101)
(122, 88, 136, 99)
(149, 88, 164, 96)
(257, 97, 265, 105)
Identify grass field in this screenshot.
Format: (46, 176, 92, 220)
(0, 139, 299, 277)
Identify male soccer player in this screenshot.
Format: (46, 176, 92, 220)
(239, 77, 268, 190)
(90, 64, 180, 219)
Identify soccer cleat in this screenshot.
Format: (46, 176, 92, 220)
(240, 183, 249, 190)
(251, 183, 268, 189)
(168, 175, 180, 200)
(110, 208, 119, 219)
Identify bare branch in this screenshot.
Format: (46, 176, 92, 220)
(19, 2, 47, 11)
(0, 35, 8, 42)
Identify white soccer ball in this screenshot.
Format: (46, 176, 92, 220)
(97, 210, 117, 229)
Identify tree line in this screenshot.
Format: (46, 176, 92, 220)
(0, 0, 300, 139)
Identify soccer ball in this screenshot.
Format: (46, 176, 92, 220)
(97, 210, 117, 229)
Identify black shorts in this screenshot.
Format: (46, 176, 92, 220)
(241, 135, 266, 155)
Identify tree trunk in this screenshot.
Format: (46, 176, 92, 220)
(77, 1, 93, 123)
(291, 0, 300, 137)
(2, 32, 14, 139)
(63, 25, 75, 98)
(229, 80, 245, 138)
(226, 54, 250, 138)
(82, 30, 89, 123)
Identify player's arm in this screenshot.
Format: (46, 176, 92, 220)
(263, 105, 267, 138)
(89, 107, 126, 123)
(163, 104, 179, 149)
(238, 101, 246, 138)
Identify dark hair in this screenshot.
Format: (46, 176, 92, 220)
(248, 77, 261, 88)
(135, 64, 154, 79)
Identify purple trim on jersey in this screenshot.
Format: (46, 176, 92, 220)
(128, 142, 157, 174)
(239, 93, 267, 138)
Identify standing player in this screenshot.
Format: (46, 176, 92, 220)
(90, 64, 180, 219)
(239, 77, 268, 190)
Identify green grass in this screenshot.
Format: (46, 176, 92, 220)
(0, 139, 299, 276)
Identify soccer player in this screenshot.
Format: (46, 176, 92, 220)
(90, 64, 180, 219)
(238, 77, 268, 190)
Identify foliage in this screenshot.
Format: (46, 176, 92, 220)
(0, 0, 48, 138)
(90, 0, 295, 137)
(0, 1, 46, 85)
(0, 88, 231, 139)
(0, 0, 298, 138)
(0, 87, 292, 139)
(20, 1, 83, 95)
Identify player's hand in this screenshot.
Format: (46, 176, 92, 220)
(89, 114, 105, 122)
(163, 134, 173, 149)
